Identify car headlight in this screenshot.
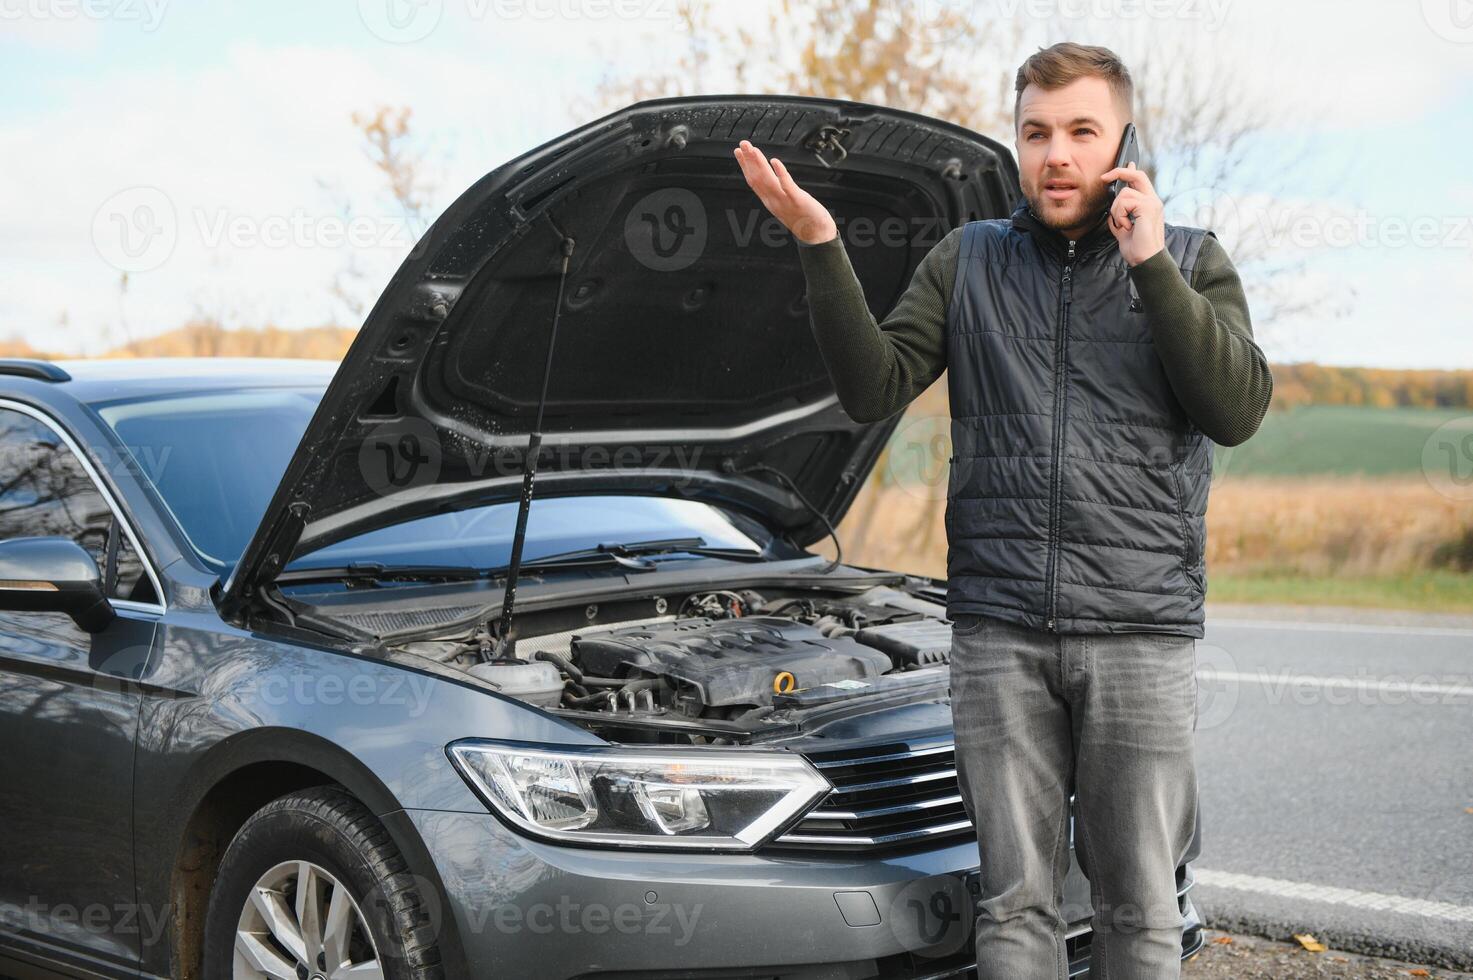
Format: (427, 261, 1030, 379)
(446, 738, 831, 850)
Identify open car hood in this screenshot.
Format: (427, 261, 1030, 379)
(219, 94, 1019, 617)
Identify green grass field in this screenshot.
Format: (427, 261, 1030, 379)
(1209, 571, 1473, 613)
(879, 405, 1473, 612)
(1213, 405, 1473, 478)
(884, 406, 1473, 483)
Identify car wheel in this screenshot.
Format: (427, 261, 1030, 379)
(203, 785, 443, 980)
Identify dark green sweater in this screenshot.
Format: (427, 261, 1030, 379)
(795, 224, 1273, 446)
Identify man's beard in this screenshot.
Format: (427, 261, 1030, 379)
(1024, 178, 1111, 234)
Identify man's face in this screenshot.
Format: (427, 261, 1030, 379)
(1015, 75, 1127, 240)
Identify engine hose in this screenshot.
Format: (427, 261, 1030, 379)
(534, 649, 585, 684)
(579, 675, 631, 687)
(563, 689, 616, 708)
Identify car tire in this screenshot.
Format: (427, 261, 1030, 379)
(202, 785, 444, 980)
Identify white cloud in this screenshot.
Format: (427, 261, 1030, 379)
(0, 39, 582, 351)
(1, 0, 1469, 365)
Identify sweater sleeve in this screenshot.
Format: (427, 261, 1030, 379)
(1128, 233, 1274, 446)
(793, 227, 959, 424)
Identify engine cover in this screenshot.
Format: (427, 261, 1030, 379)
(570, 616, 892, 714)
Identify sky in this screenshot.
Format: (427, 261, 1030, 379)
(1, 0, 1471, 369)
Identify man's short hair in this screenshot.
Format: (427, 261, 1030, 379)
(1014, 42, 1134, 129)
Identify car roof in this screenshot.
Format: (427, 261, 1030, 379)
(15, 357, 339, 405)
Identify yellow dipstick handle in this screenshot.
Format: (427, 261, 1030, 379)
(773, 671, 796, 694)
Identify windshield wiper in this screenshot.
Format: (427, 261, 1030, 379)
(274, 538, 763, 587)
(275, 561, 485, 586)
(500, 537, 767, 576)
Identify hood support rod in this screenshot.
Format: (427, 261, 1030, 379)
(489, 233, 577, 661)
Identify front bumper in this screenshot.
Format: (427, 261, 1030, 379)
(397, 809, 1204, 979)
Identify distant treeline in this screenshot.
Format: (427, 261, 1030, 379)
(1270, 361, 1473, 410)
(5, 324, 1472, 410)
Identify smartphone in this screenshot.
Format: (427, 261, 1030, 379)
(1108, 122, 1139, 222)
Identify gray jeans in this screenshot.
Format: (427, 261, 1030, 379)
(948, 612, 1199, 979)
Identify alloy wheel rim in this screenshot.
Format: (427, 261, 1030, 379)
(233, 859, 383, 979)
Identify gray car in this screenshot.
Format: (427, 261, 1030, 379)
(0, 95, 1203, 979)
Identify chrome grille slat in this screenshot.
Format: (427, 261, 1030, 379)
(810, 792, 966, 822)
(779, 818, 977, 848)
(829, 766, 957, 795)
(773, 741, 975, 851)
(810, 742, 955, 769)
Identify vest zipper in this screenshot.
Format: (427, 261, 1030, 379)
(1044, 238, 1076, 632)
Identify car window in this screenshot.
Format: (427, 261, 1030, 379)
(94, 387, 773, 574)
(0, 407, 158, 605)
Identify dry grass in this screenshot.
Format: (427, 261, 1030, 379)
(817, 471, 1473, 581)
(0, 322, 357, 362)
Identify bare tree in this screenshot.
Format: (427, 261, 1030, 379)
(351, 106, 434, 227)
(585, 0, 1342, 339)
(322, 105, 438, 324)
(580, 0, 1023, 135)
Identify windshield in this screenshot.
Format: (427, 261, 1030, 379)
(91, 386, 769, 573)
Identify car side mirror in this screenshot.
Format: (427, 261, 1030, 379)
(0, 536, 116, 633)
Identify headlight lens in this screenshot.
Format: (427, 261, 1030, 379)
(447, 739, 831, 850)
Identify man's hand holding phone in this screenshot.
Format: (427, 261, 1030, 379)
(733, 139, 839, 245)
(1101, 160, 1166, 267)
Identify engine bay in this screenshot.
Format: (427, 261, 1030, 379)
(382, 583, 957, 742)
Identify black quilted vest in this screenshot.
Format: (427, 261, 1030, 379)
(944, 202, 1213, 638)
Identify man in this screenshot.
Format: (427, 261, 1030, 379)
(735, 42, 1272, 980)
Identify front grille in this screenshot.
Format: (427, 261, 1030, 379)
(771, 739, 976, 850)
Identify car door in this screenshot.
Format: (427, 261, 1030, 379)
(0, 401, 163, 975)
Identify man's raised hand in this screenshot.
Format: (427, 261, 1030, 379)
(1100, 161, 1166, 267)
(733, 139, 838, 246)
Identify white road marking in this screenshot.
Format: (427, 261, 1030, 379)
(1199, 668, 1473, 700)
(1195, 869, 1473, 924)
(1208, 618, 1473, 639)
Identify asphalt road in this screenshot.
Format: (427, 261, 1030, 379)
(1190, 607, 1473, 970)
